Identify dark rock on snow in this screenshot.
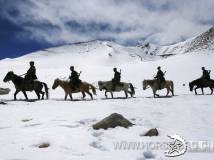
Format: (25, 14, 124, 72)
(38, 143, 50, 148)
(0, 101, 7, 105)
(143, 128, 159, 137)
(93, 113, 133, 130)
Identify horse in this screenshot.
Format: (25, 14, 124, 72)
(52, 78, 96, 100)
(143, 79, 174, 98)
(3, 71, 49, 100)
(189, 78, 214, 95)
(98, 81, 135, 98)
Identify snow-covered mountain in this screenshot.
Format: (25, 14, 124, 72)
(186, 27, 214, 52)
(9, 27, 213, 63)
(151, 27, 214, 57)
(17, 40, 154, 64)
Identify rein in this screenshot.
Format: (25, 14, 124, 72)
(19, 73, 26, 77)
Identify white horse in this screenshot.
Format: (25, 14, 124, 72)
(98, 81, 135, 98)
(143, 79, 174, 98)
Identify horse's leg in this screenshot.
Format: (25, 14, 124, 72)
(194, 87, 199, 95)
(41, 91, 45, 99)
(81, 92, 86, 99)
(69, 93, 73, 100)
(105, 91, 108, 98)
(152, 89, 156, 98)
(124, 91, 128, 98)
(37, 83, 43, 100)
(86, 91, 93, 100)
(166, 88, 169, 96)
(153, 89, 159, 97)
(14, 90, 20, 100)
(38, 90, 45, 100)
(127, 91, 132, 97)
(35, 91, 40, 100)
(170, 83, 174, 96)
(210, 87, 213, 95)
(22, 91, 28, 100)
(171, 88, 174, 96)
(111, 92, 113, 99)
(201, 87, 204, 95)
(65, 93, 68, 100)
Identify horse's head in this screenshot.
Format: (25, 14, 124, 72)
(189, 82, 193, 92)
(52, 78, 60, 89)
(3, 71, 14, 82)
(143, 80, 149, 90)
(98, 81, 104, 91)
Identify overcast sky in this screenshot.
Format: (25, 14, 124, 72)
(0, 0, 214, 58)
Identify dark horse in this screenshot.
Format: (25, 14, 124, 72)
(3, 71, 49, 100)
(189, 78, 214, 95)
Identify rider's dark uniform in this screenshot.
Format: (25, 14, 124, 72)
(112, 68, 121, 91)
(69, 66, 81, 90)
(202, 67, 211, 81)
(154, 67, 165, 89)
(24, 61, 37, 81)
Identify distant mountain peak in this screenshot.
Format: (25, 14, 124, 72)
(186, 27, 214, 52)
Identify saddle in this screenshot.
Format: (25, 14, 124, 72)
(23, 79, 35, 90)
(111, 81, 123, 91)
(70, 82, 82, 91)
(155, 79, 165, 89)
(202, 78, 212, 86)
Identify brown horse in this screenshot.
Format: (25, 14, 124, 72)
(52, 78, 96, 100)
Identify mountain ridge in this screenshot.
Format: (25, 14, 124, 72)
(2, 27, 214, 62)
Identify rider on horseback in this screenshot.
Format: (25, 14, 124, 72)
(24, 61, 38, 81)
(154, 66, 165, 89)
(69, 66, 82, 90)
(201, 67, 211, 81)
(112, 68, 121, 91)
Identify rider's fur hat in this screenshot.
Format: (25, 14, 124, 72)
(70, 66, 74, 70)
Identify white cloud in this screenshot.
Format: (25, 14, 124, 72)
(1, 0, 214, 45)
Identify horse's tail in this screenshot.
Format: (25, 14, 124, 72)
(43, 82, 49, 99)
(89, 84, 97, 95)
(171, 81, 174, 96)
(129, 83, 135, 96)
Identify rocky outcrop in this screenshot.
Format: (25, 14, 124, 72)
(143, 128, 159, 137)
(93, 113, 133, 130)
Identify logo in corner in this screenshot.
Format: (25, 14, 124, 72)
(165, 134, 187, 157)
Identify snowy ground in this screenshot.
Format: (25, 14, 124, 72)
(0, 45, 214, 160)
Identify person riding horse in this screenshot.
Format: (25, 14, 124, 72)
(154, 66, 165, 89)
(201, 67, 211, 81)
(112, 68, 121, 91)
(69, 66, 82, 90)
(24, 61, 38, 82)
